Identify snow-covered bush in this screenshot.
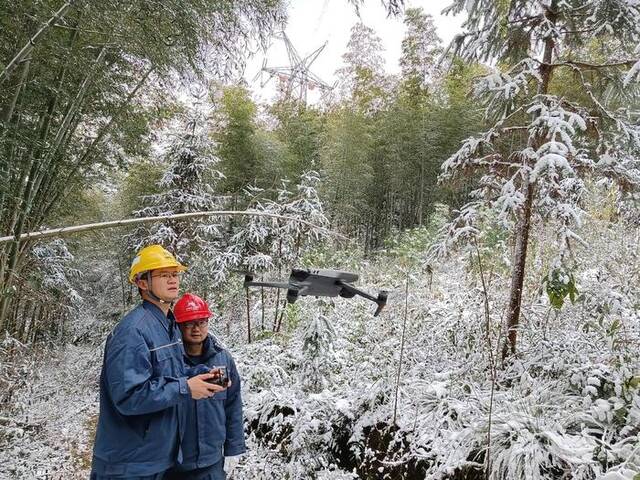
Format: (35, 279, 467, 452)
(300, 303, 336, 393)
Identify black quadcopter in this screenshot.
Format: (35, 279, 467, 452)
(243, 268, 388, 317)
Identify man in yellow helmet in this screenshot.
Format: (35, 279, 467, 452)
(90, 245, 228, 480)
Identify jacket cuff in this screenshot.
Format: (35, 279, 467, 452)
(178, 377, 190, 396)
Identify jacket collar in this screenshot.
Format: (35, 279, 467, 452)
(184, 335, 223, 364)
(142, 300, 177, 340)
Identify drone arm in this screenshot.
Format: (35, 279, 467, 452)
(337, 281, 388, 317)
(337, 281, 375, 301)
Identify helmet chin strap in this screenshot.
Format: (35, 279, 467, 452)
(145, 272, 174, 307)
(146, 272, 177, 340)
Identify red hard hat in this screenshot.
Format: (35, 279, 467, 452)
(174, 293, 212, 323)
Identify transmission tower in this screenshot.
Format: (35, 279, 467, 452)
(256, 32, 333, 104)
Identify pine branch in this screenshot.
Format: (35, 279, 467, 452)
(550, 59, 636, 71)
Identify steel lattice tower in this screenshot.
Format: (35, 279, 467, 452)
(256, 32, 333, 103)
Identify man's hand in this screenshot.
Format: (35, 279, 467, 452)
(224, 455, 242, 474)
(187, 373, 226, 399)
(208, 367, 232, 389)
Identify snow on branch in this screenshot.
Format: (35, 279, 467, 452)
(527, 96, 589, 185)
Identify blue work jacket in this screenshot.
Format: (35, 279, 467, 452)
(177, 335, 246, 471)
(91, 301, 194, 477)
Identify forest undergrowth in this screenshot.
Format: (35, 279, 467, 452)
(1, 208, 639, 480)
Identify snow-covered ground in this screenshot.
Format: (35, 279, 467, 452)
(1, 217, 639, 479)
(0, 341, 101, 479)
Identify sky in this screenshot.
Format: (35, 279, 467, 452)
(245, 0, 465, 103)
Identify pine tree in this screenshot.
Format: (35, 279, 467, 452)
(439, 0, 640, 358)
(132, 99, 225, 292)
(300, 302, 336, 393)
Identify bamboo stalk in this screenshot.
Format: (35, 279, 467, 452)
(392, 270, 410, 426)
(260, 285, 265, 331)
(9, 26, 81, 249)
(42, 45, 108, 170)
(0, 161, 33, 329)
(0, 38, 91, 314)
(474, 242, 496, 479)
(39, 66, 153, 219)
(275, 299, 286, 333)
(26, 45, 107, 229)
(272, 288, 281, 331)
(0, 57, 31, 125)
(273, 237, 283, 330)
(0, 0, 78, 84)
(0, 210, 345, 244)
(69, 65, 152, 168)
(30, 113, 82, 227)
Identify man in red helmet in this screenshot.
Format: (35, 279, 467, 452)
(165, 293, 246, 480)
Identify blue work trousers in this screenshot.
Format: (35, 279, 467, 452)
(164, 459, 225, 480)
(90, 473, 165, 480)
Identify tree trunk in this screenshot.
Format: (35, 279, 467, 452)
(502, 2, 557, 360)
(503, 179, 535, 359)
(245, 287, 251, 343)
(275, 300, 286, 333)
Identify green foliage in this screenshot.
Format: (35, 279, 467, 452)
(320, 107, 375, 238)
(215, 85, 264, 193)
(385, 226, 434, 261)
(52, 187, 111, 227)
(384, 204, 448, 264)
(544, 268, 579, 310)
(0, 0, 286, 335)
(253, 329, 277, 341)
(283, 302, 302, 332)
(300, 242, 363, 272)
(269, 100, 324, 179)
(399, 8, 442, 102)
(115, 161, 164, 218)
(315, 25, 485, 252)
(336, 23, 388, 112)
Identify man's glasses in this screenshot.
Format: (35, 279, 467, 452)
(182, 320, 208, 329)
(151, 272, 183, 280)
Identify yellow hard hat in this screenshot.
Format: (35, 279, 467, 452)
(129, 245, 187, 283)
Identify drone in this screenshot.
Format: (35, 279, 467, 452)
(243, 268, 388, 317)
